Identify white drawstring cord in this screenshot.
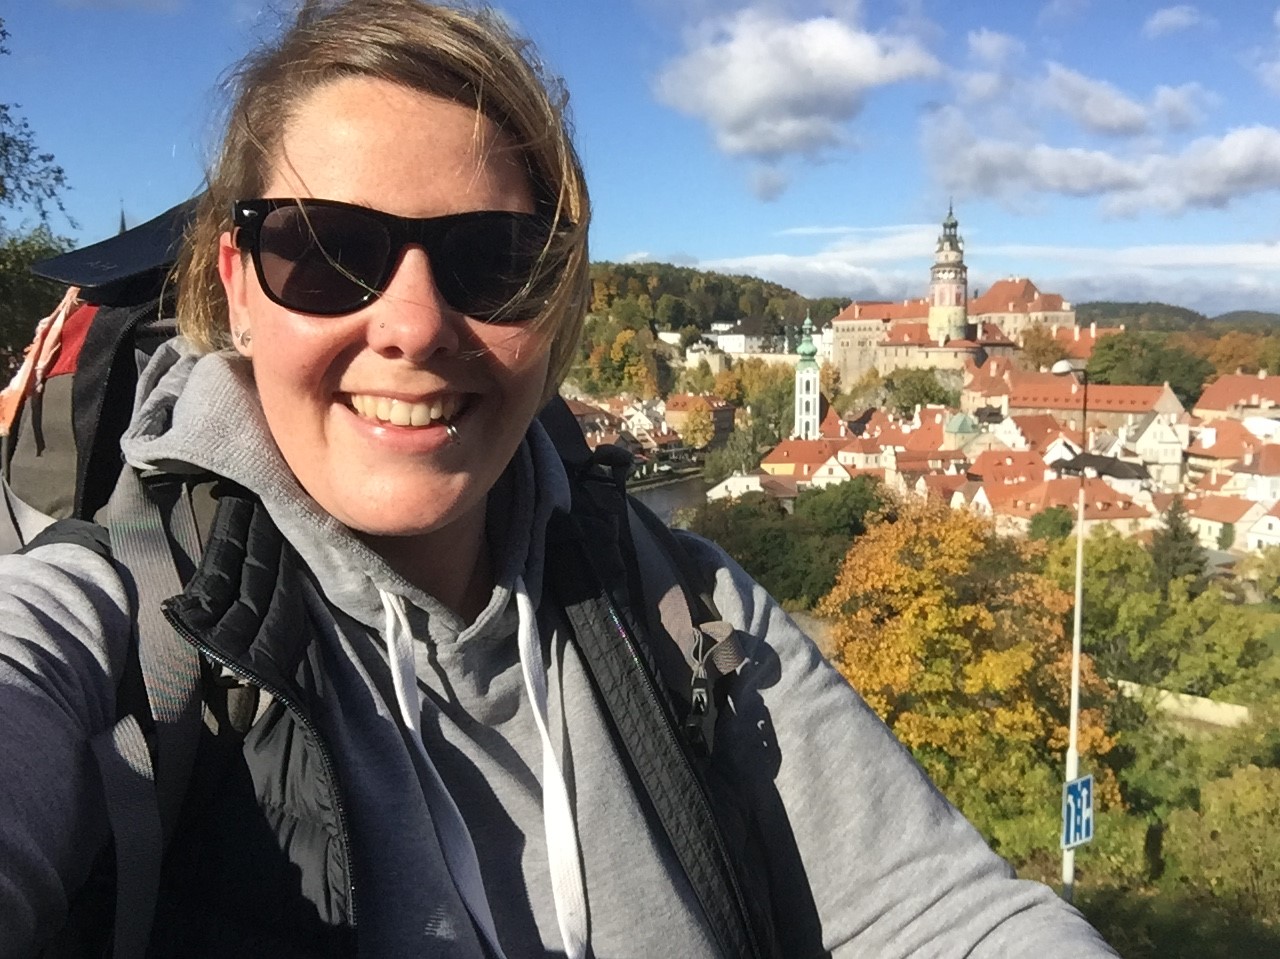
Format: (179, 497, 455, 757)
(515, 574, 589, 959)
(381, 591, 509, 959)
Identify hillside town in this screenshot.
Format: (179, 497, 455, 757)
(569, 210, 1280, 561)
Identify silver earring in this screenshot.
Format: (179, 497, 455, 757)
(236, 329, 252, 347)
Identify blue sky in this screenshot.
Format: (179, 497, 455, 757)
(7, 0, 1280, 315)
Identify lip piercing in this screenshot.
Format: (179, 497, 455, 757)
(446, 422, 460, 445)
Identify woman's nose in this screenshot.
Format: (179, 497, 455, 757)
(364, 246, 462, 360)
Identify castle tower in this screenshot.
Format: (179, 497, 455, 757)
(927, 203, 968, 344)
(793, 313, 821, 440)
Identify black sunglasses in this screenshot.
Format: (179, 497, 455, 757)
(231, 198, 562, 321)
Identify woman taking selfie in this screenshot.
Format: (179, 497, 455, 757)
(0, 1, 1117, 956)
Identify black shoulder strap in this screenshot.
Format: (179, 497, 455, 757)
(547, 453, 769, 959)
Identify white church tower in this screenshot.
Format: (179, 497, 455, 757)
(793, 313, 821, 439)
(927, 203, 968, 344)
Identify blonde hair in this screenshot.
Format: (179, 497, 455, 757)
(174, 0, 590, 398)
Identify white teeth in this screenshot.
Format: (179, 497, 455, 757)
(348, 393, 462, 427)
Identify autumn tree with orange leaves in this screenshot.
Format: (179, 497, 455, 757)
(817, 497, 1118, 862)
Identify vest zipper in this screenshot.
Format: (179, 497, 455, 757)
(162, 609, 359, 928)
(597, 593, 763, 959)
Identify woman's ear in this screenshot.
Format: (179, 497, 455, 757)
(218, 231, 254, 357)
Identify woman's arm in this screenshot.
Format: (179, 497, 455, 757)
(0, 542, 132, 959)
(674, 530, 1117, 959)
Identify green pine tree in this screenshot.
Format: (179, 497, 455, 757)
(1149, 496, 1206, 598)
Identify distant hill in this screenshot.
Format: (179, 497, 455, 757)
(588, 261, 850, 333)
(1075, 301, 1207, 331)
(1211, 310, 1280, 330)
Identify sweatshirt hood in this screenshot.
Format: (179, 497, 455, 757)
(119, 339, 572, 638)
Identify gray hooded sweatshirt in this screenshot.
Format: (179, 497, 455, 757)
(0, 341, 1117, 958)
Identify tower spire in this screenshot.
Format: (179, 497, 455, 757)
(792, 310, 821, 440)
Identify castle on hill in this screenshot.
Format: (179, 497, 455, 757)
(829, 207, 1076, 386)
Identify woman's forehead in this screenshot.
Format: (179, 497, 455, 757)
(267, 77, 531, 213)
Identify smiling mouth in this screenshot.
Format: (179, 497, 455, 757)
(346, 392, 466, 427)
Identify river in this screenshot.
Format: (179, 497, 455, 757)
(629, 475, 710, 524)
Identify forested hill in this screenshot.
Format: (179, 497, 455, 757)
(1076, 302, 1280, 332)
(1212, 309, 1280, 330)
(589, 261, 850, 333)
(1075, 301, 1208, 330)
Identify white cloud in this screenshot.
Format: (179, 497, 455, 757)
(956, 29, 1024, 104)
(1142, 5, 1206, 39)
(654, 10, 940, 162)
(1041, 63, 1149, 136)
(1038, 0, 1091, 25)
(1152, 83, 1213, 130)
(698, 233, 1280, 314)
(1110, 126, 1280, 214)
(967, 28, 1023, 66)
(924, 105, 1143, 199)
(926, 105, 1280, 214)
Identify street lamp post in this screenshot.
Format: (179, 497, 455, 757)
(1051, 359, 1088, 904)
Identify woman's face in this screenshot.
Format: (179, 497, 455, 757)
(219, 77, 551, 544)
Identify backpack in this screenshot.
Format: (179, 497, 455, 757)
(5, 209, 781, 959)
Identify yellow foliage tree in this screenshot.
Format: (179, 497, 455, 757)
(680, 406, 715, 449)
(712, 368, 745, 407)
(819, 360, 840, 399)
(610, 328, 637, 365)
(817, 497, 1119, 856)
(1018, 323, 1070, 372)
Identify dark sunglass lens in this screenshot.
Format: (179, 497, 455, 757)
(258, 204, 391, 314)
(434, 214, 552, 322)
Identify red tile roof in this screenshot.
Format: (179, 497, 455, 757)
(1194, 372, 1280, 414)
(896, 450, 969, 471)
(882, 323, 935, 346)
(987, 477, 1149, 522)
(840, 435, 884, 455)
(970, 277, 1068, 315)
(920, 473, 969, 499)
(1051, 324, 1121, 361)
(1188, 495, 1259, 524)
(1231, 444, 1280, 476)
(1187, 419, 1257, 459)
(761, 439, 847, 473)
(1009, 413, 1070, 451)
(1009, 380, 1170, 414)
(818, 406, 847, 439)
(564, 398, 608, 417)
(977, 323, 1016, 346)
(969, 450, 1049, 485)
(836, 299, 929, 322)
(1192, 470, 1232, 493)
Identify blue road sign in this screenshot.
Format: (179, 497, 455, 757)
(1061, 774, 1094, 850)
